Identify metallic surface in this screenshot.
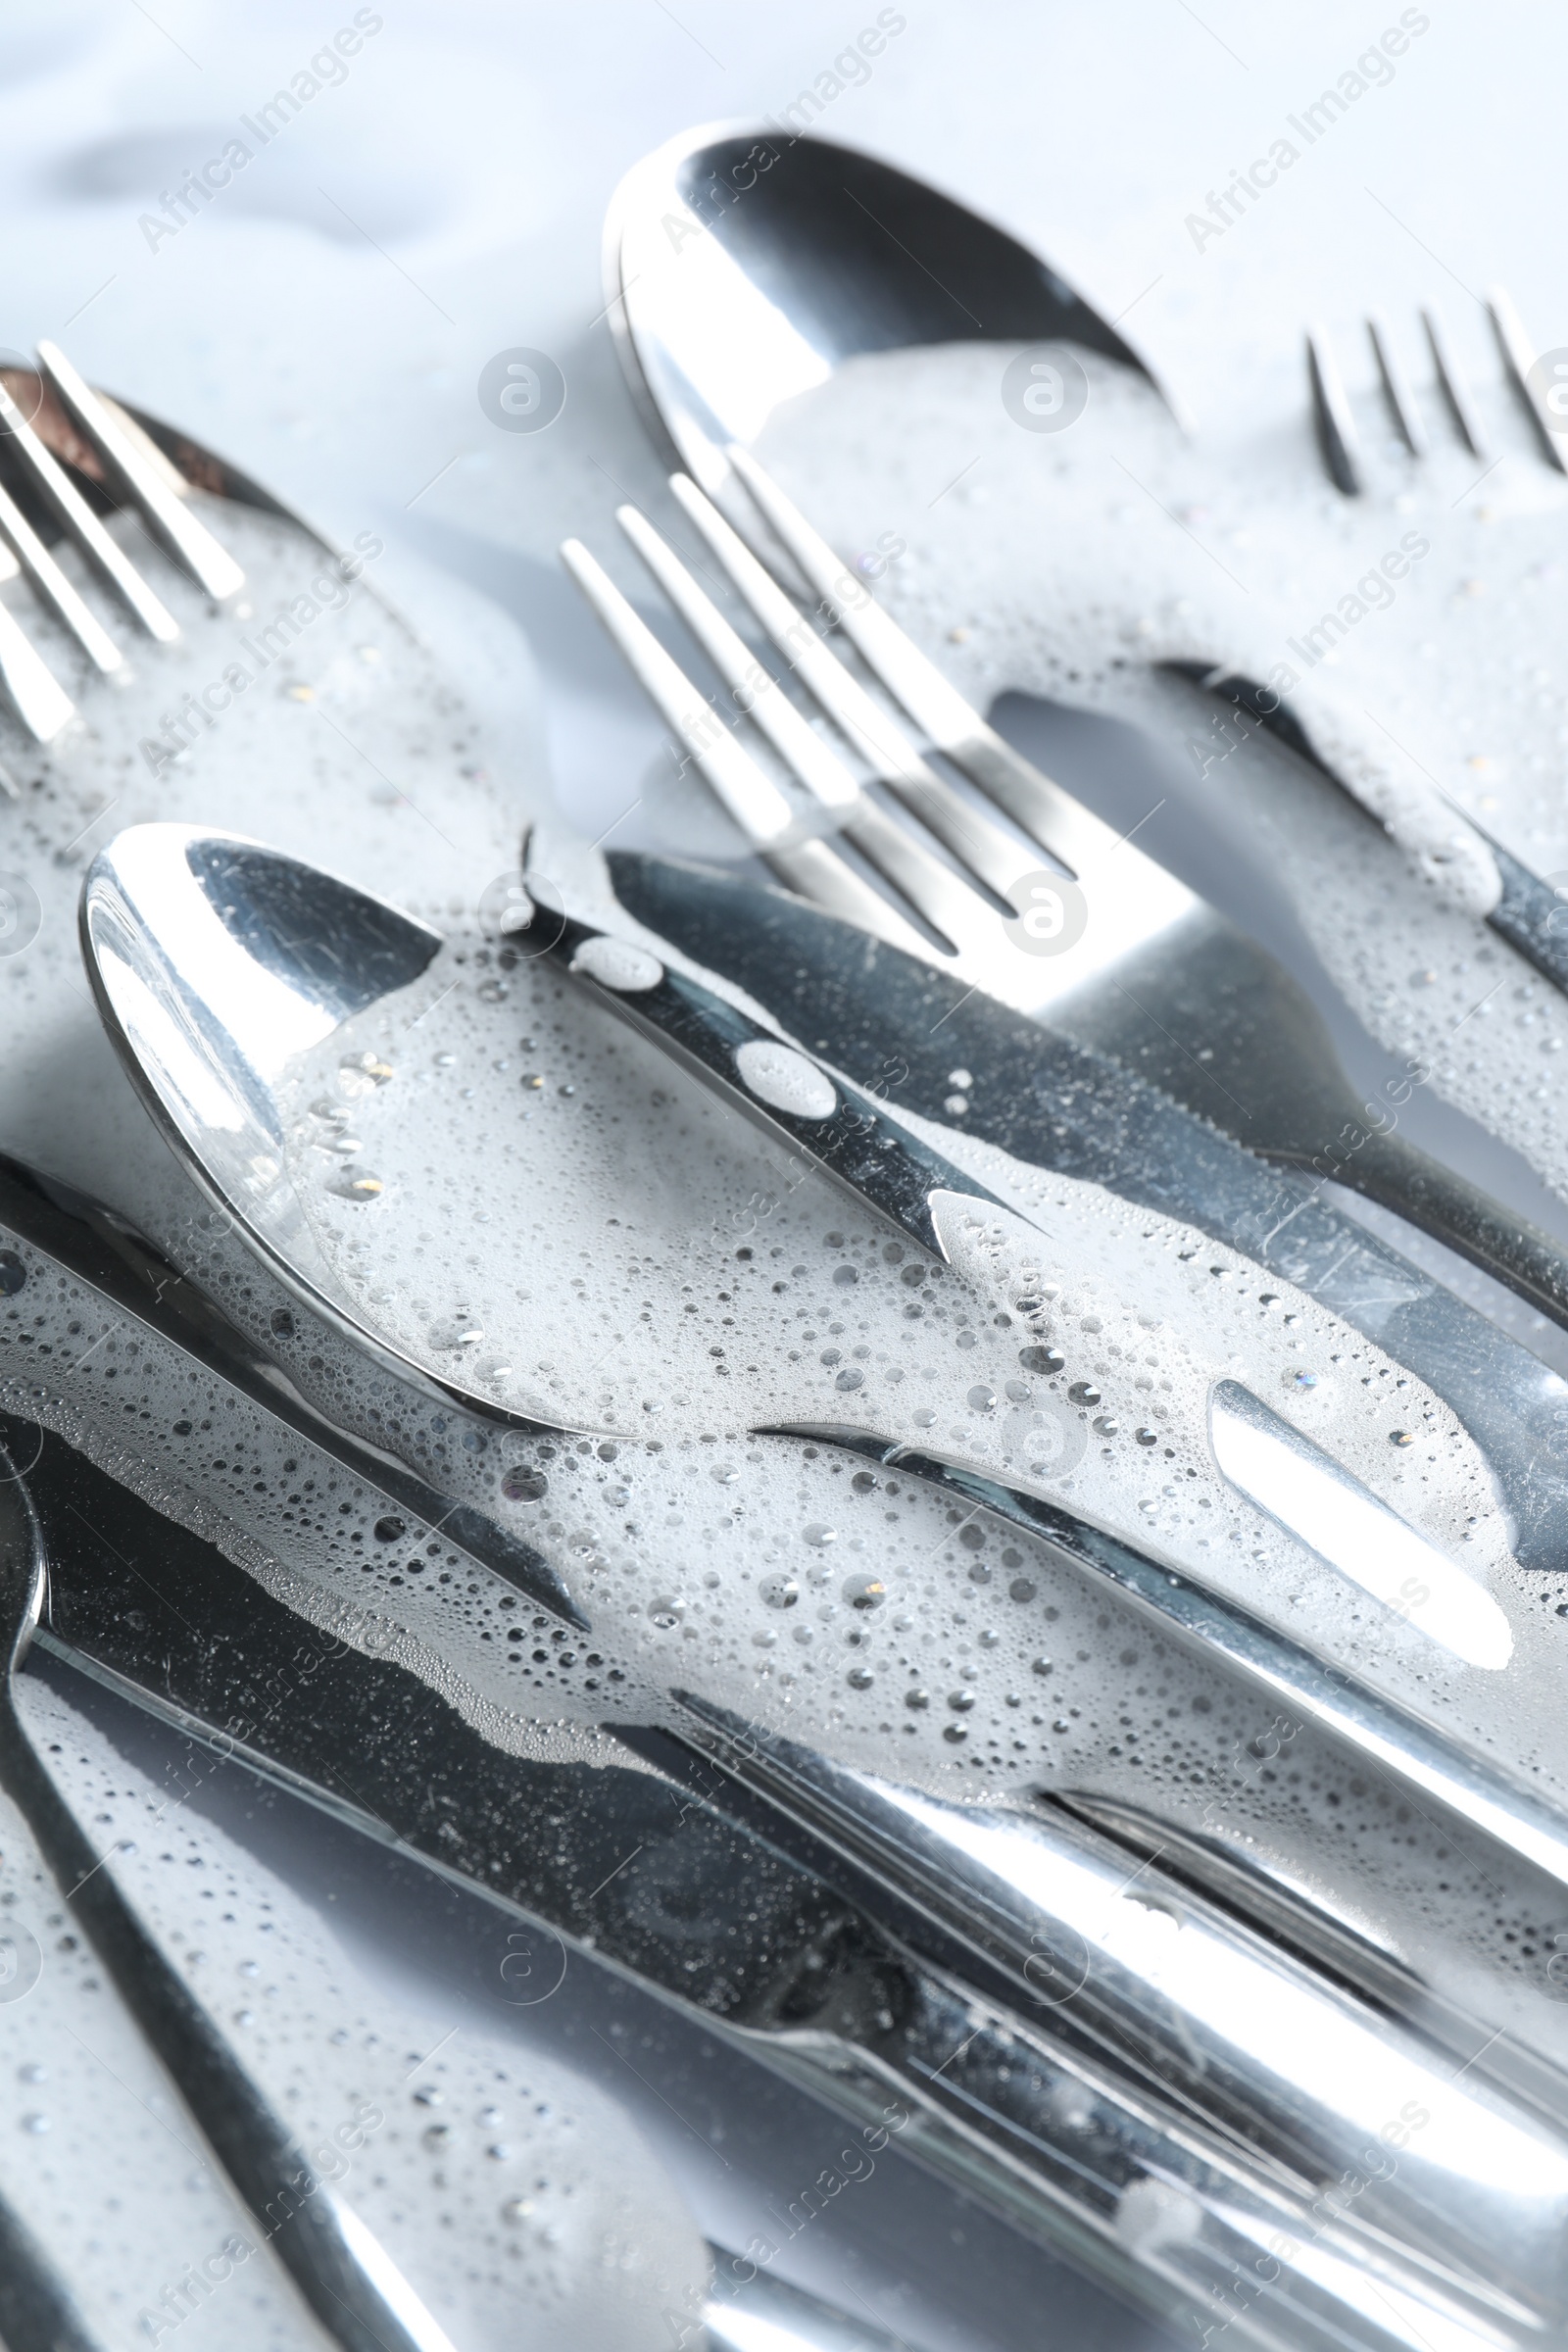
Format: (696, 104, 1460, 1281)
(601, 123, 1175, 508)
(0, 1445, 459, 2352)
(600, 132, 1568, 1302)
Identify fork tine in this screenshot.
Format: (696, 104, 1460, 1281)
(560, 537, 794, 845)
(725, 443, 998, 752)
(715, 453, 1200, 960)
(1305, 327, 1363, 495)
(562, 533, 935, 958)
(615, 502, 1009, 956)
(0, 543, 75, 740)
(613, 503, 859, 816)
(1422, 307, 1487, 459)
(36, 341, 245, 602)
(1486, 286, 1568, 475)
(0, 378, 178, 641)
(0, 477, 122, 672)
(1366, 316, 1426, 457)
(668, 471, 1031, 906)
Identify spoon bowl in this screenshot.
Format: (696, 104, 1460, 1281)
(78, 822, 482, 1410)
(604, 121, 1176, 502)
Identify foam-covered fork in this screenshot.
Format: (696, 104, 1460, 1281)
(0, 340, 248, 742)
(564, 451, 1568, 1348)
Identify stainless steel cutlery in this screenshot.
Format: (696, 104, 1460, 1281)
(0, 342, 245, 743)
(3, 123, 1568, 2349)
(1307, 290, 1567, 493)
(14, 1265, 1568, 2352)
(0, 1433, 457, 2352)
(562, 449, 1568, 1344)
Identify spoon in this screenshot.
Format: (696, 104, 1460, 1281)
(80, 819, 1027, 1434)
(602, 120, 1179, 508)
(0, 1441, 459, 2352)
(80, 824, 1568, 1864)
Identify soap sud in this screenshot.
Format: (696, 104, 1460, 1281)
(0, 465, 1562, 2119)
(0, 938, 1535, 1822)
(752, 343, 1568, 1215)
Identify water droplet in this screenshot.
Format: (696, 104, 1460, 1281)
(21, 2113, 46, 2134)
(502, 1467, 548, 1502)
(0, 1252, 26, 1297)
(331, 1173, 383, 1200)
(1019, 1346, 1064, 1375)
(270, 1307, 295, 1338)
(1068, 1382, 1101, 1406)
(967, 1384, 997, 1411)
(1135, 1426, 1159, 1446)
(948, 1068, 973, 1091)
(848, 1666, 874, 1690)
(1390, 1429, 1414, 1447)
(338, 1052, 393, 1098)
(949, 1689, 975, 1712)
(423, 2124, 452, 2151)
(905, 1688, 929, 1710)
(803, 1523, 837, 1547)
(760, 1574, 799, 1610)
(1093, 1415, 1118, 1437)
(842, 1573, 886, 1611)
(569, 935, 664, 992)
(835, 1367, 864, 1392)
(1292, 1370, 1318, 1391)
(649, 1595, 686, 1629)
(734, 1039, 837, 1121)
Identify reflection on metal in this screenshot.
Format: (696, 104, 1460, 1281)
(1209, 1379, 1513, 1669)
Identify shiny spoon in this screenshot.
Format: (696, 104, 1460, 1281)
(602, 118, 1181, 508)
(79, 823, 1568, 1904)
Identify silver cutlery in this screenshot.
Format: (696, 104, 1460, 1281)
(560, 453, 1568, 1342)
(1307, 291, 1566, 493)
(602, 123, 1184, 507)
(602, 127, 1568, 1228)
(73, 825, 1568, 2076)
(0, 1433, 458, 2352)
(0, 341, 246, 743)
(21, 1384, 1568, 2352)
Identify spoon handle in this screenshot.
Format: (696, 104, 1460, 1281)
(0, 1474, 458, 2352)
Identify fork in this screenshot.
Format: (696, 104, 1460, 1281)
(561, 450, 1568, 1337)
(0, 339, 243, 742)
(1307, 285, 1565, 491)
